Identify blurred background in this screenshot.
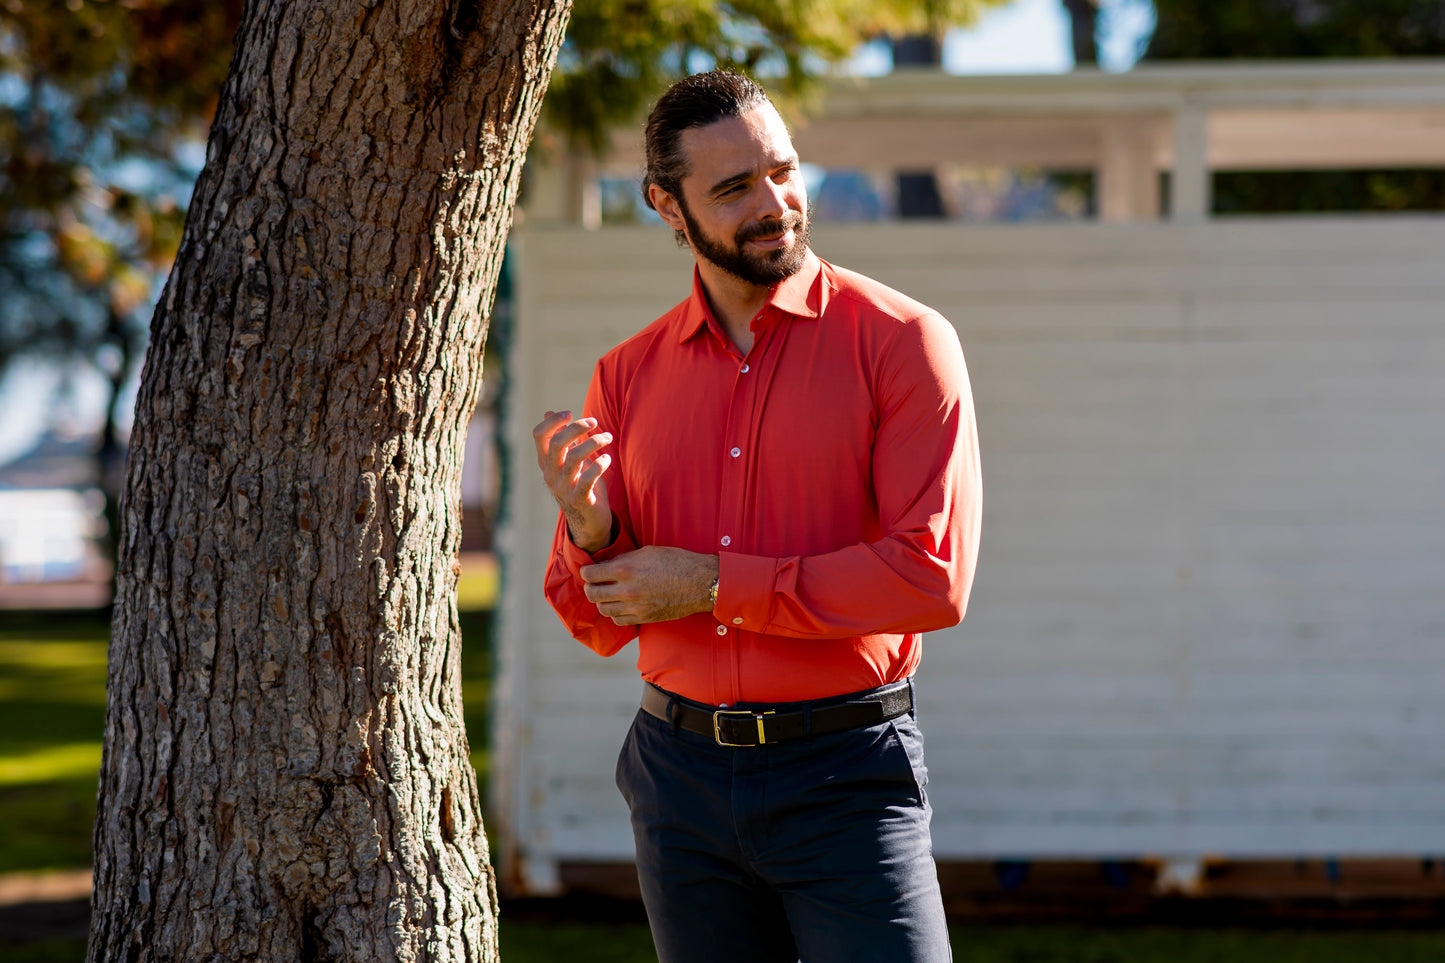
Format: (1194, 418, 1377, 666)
(4, 1, 1445, 960)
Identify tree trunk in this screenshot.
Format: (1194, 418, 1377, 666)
(87, 1, 571, 960)
(1063, 0, 1099, 66)
(97, 305, 135, 576)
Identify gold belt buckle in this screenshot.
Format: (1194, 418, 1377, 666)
(713, 708, 775, 747)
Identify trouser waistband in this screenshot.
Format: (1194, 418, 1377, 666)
(640, 680, 913, 748)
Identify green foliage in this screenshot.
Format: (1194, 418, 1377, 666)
(544, 0, 1013, 155)
(0, 0, 234, 457)
(1213, 169, 1445, 214)
(1147, 2, 1445, 215)
(1147, 1, 1445, 59)
(0, 0, 1010, 452)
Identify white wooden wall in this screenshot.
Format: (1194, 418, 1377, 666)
(493, 218, 1445, 892)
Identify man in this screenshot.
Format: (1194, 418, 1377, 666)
(533, 70, 981, 962)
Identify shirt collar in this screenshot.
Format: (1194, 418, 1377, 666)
(678, 249, 829, 345)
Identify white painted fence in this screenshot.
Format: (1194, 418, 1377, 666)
(492, 217, 1445, 893)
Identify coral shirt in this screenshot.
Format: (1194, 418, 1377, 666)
(543, 251, 982, 706)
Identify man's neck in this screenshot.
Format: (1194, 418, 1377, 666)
(695, 260, 768, 356)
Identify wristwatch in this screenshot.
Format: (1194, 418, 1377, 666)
(708, 577, 719, 610)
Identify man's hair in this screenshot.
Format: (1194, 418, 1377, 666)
(642, 70, 774, 211)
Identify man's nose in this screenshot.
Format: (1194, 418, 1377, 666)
(756, 177, 790, 219)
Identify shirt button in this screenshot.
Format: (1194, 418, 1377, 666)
(730, 447, 741, 458)
(732, 617, 743, 625)
(720, 535, 731, 546)
(716, 625, 727, 636)
(740, 363, 750, 373)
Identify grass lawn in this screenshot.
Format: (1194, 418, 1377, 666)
(4, 609, 1445, 961)
(6, 922, 1445, 962)
(0, 607, 499, 876)
(0, 611, 109, 875)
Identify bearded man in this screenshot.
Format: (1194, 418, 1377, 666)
(533, 70, 982, 963)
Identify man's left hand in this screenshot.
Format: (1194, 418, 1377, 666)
(580, 546, 720, 626)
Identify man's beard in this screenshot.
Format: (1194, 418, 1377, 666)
(676, 198, 811, 287)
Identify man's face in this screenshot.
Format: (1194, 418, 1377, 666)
(665, 105, 810, 288)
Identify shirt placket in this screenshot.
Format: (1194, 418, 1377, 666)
(712, 316, 775, 707)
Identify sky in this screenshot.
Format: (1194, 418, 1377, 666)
(0, 0, 1156, 467)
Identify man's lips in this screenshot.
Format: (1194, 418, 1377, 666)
(746, 229, 792, 249)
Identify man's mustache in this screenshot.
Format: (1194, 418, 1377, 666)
(736, 211, 805, 243)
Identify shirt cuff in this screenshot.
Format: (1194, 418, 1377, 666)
(714, 552, 779, 631)
(559, 514, 635, 578)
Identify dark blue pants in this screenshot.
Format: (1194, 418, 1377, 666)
(614, 689, 952, 963)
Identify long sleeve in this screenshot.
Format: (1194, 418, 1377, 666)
(711, 312, 982, 639)
(542, 361, 639, 657)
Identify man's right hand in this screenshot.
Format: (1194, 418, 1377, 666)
(533, 410, 615, 554)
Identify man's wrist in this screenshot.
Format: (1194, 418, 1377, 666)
(699, 554, 721, 615)
(567, 512, 617, 555)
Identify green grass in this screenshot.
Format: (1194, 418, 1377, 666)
(947, 925, 1445, 962)
(459, 608, 494, 790)
(0, 608, 501, 876)
(457, 555, 501, 613)
(6, 610, 1445, 962)
(8, 923, 1445, 963)
(0, 937, 89, 963)
(501, 921, 657, 961)
(0, 611, 109, 875)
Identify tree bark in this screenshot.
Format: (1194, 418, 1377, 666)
(87, 1, 571, 959)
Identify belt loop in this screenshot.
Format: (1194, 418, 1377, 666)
(907, 677, 917, 720)
(803, 704, 814, 742)
(666, 695, 681, 735)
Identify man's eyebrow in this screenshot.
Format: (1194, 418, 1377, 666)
(705, 170, 752, 197)
(704, 156, 799, 198)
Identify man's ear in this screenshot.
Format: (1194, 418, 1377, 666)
(647, 184, 686, 233)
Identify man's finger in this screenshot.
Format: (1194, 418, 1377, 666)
(579, 559, 621, 583)
(533, 411, 590, 458)
(532, 410, 571, 451)
(584, 580, 623, 604)
(533, 412, 579, 471)
(595, 600, 641, 625)
(546, 417, 601, 468)
(567, 452, 612, 501)
(560, 433, 613, 480)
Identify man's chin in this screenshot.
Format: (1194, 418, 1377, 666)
(752, 241, 808, 282)
(693, 229, 809, 287)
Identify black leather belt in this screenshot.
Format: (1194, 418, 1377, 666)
(640, 680, 913, 747)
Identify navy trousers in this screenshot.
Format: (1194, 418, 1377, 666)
(614, 687, 952, 963)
